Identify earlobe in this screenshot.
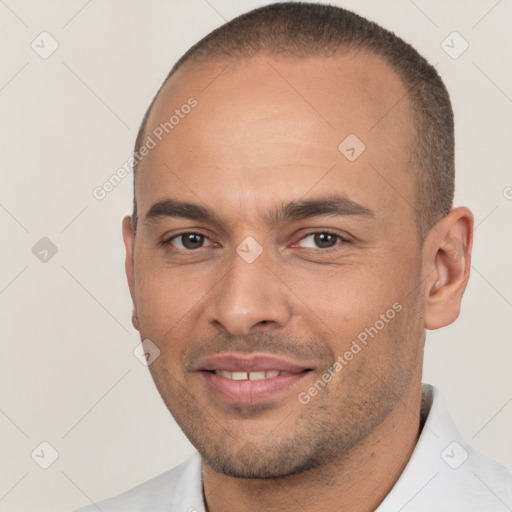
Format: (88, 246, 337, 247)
(423, 207, 473, 330)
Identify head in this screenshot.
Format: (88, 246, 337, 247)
(123, 2, 472, 479)
(132, 3, 456, 239)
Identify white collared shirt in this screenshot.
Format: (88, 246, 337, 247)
(74, 384, 512, 511)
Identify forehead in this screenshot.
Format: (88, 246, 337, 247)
(136, 52, 416, 231)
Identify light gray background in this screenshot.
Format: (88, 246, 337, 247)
(1, 1, 511, 511)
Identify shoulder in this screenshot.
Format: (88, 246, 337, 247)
(423, 442, 512, 511)
(72, 453, 203, 512)
(378, 385, 512, 511)
(462, 447, 512, 504)
(422, 385, 512, 509)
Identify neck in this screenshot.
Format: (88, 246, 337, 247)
(202, 377, 424, 512)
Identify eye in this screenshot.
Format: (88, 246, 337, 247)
(166, 232, 215, 250)
(297, 231, 345, 249)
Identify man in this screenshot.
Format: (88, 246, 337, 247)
(76, 2, 512, 511)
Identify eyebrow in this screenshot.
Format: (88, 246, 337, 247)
(144, 198, 221, 224)
(144, 194, 374, 226)
(266, 194, 374, 224)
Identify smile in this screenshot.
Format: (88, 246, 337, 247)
(213, 370, 294, 380)
(195, 352, 314, 405)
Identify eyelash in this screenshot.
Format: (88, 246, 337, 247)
(161, 232, 217, 250)
(297, 230, 349, 250)
(161, 230, 349, 251)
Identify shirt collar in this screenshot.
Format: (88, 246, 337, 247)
(376, 383, 469, 510)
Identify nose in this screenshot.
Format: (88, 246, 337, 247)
(205, 249, 292, 336)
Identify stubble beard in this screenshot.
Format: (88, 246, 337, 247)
(146, 294, 424, 480)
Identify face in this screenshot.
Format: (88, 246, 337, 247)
(124, 52, 427, 478)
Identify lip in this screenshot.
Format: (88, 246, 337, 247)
(196, 352, 313, 405)
(196, 352, 312, 373)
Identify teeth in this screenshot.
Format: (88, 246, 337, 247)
(215, 370, 282, 380)
(248, 371, 266, 380)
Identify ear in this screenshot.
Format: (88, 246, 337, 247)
(122, 216, 140, 331)
(422, 207, 474, 330)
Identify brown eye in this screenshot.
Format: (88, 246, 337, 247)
(299, 232, 342, 249)
(170, 233, 211, 250)
(314, 233, 338, 248)
(182, 233, 204, 249)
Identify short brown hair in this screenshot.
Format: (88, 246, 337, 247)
(133, 2, 454, 238)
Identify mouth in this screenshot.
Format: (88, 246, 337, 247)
(196, 353, 314, 405)
(212, 370, 294, 380)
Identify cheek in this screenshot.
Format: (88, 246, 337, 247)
(288, 257, 419, 351)
(133, 259, 206, 340)
(286, 264, 385, 331)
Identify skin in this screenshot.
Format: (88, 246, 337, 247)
(122, 52, 473, 511)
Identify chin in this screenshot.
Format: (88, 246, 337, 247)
(200, 437, 328, 480)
